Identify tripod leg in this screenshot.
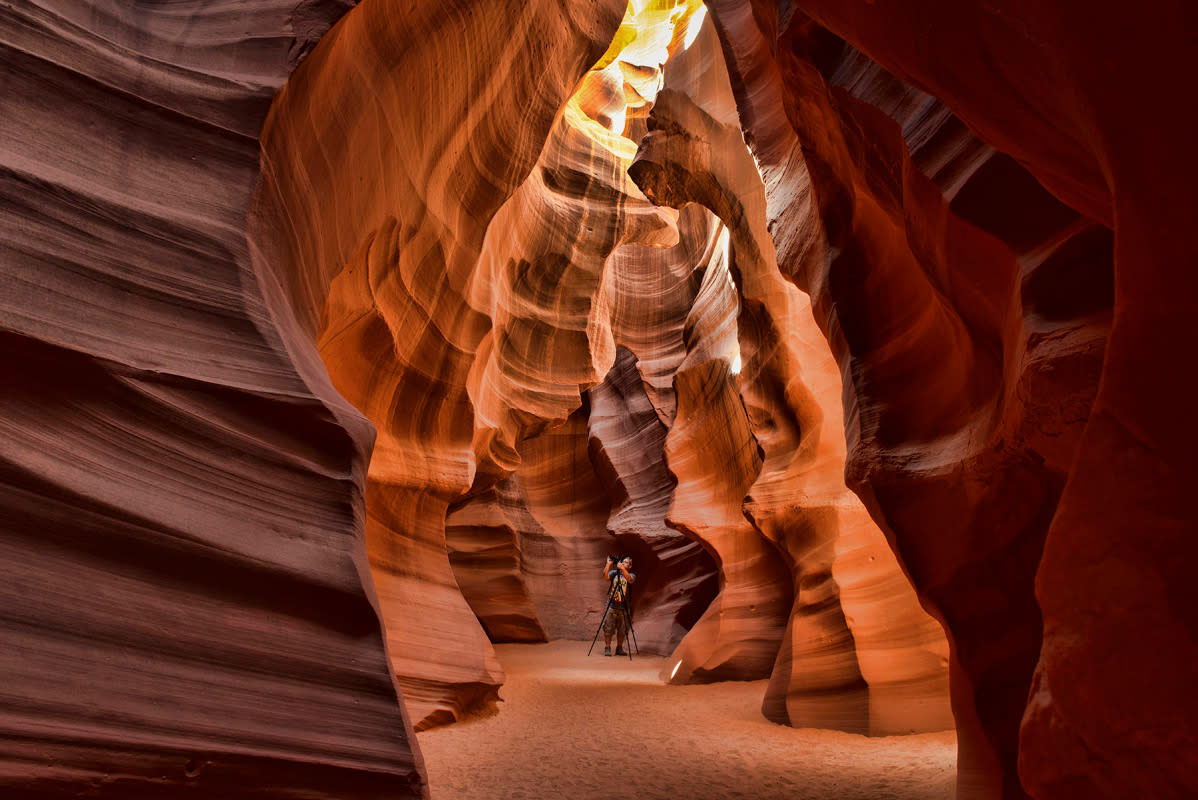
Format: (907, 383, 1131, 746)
(588, 596, 614, 656)
(618, 603, 639, 656)
(623, 607, 634, 659)
(626, 609, 639, 656)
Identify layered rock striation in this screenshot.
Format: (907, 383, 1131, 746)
(700, 2, 1196, 798)
(254, 0, 954, 742)
(253, 0, 730, 728)
(4, 1, 1194, 799)
(632, 12, 952, 733)
(0, 0, 426, 796)
(250, 0, 643, 729)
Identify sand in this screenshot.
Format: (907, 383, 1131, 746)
(417, 642, 957, 800)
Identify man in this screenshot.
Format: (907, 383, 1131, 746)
(601, 555, 635, 656)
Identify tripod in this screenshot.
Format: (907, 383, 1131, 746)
(587, 573, 639, 659)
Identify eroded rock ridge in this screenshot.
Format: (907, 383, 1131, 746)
(2, 1, 1194, 799)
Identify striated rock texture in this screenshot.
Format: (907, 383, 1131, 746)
(0, 0, 428, 797)
(5, 0, 1195, 799)
(632, 12, 952, 734)
(702, 1, 1197, 798)
(252, 0, 736, 726)
(250, 0, 640, 729)
(2, 0, 952, 765)
(445, 477, 550, 644)
(586, 346, 721, 654)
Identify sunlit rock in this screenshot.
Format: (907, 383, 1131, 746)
(250, 0, 630, 732)
(631, 14, 952, 734)
(4, 1, 1194, 799)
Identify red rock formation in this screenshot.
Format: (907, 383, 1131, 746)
(702, 1, 1196, 798)
(253, 0, 738, 724)
(665, 356, 797, 681)
(250, 0, 634, 730)
(607, 14, 798, 685)
(632, 13, 952, 733)
(505, 405, 617, 639)
(0, 1, 428, 796)
(587, 347, 720, 653)
(6, 1, 1195, 798)
(445, 478, 550, 644)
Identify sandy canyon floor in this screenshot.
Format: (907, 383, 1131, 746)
(417, 642, 957, 800)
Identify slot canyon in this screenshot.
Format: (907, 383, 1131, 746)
(0, 1, 1195, 799)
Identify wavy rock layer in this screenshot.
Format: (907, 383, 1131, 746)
(5, 1, 1191, 799)
(703, 2, 1197, 798)
(0, 1, 426, 797)
(252, 0, 737, 727)
(632, 13, 952, 734)
(2, 0, 953, 759)
(252, 0, 948, 740)
(250, 0, 635, 730)
(445, 478, 550, 644)
(587, 346, 720, 653)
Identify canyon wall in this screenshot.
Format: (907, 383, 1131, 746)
(0, 0, 955, 766)
(701, 1, 1196, 798)
(249, 0, 646, 729)
(251, 0, 734, 727)
(0, 1, 426, 797)
(3, 1, 1195, 799)
(633, 13, 952, 733)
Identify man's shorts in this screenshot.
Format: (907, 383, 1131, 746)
(604, 604, 629, 636)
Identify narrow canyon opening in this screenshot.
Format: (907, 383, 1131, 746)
(237, 0, 1139, 797)
(5, 0, 1192, 798)
(249, 1, 956, 796)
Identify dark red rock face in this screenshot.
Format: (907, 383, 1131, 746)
(703, 1, 1198, 798)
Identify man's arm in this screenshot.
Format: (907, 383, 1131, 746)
(603, 557, 615, 579)
(619, 563, 635, 583)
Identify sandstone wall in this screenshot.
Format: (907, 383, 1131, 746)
(4, 2, 1193, 799)
(0, 1, 425, 796)
(703, 2, 1195, 798)
(251, 0, 729, 726)
(249, 0, 637, 729)
(632, 12, 952, 734)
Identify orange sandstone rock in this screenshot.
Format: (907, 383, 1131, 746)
(633, 13, 952, 734)
(250, 0, 629, 730)
(5, 2, 1194, 800)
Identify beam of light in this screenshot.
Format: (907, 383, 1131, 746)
(670, 660, 683, 680)
(730, 352, 742, 375)
(573, 0, 708, 144)
(682, 2, 707, 50)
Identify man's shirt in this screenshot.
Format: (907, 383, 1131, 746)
(607, 569, 635, 604)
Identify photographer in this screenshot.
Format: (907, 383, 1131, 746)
(601, 555, 636, 657)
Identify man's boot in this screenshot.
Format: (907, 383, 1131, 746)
(604, 645, 612, 656)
